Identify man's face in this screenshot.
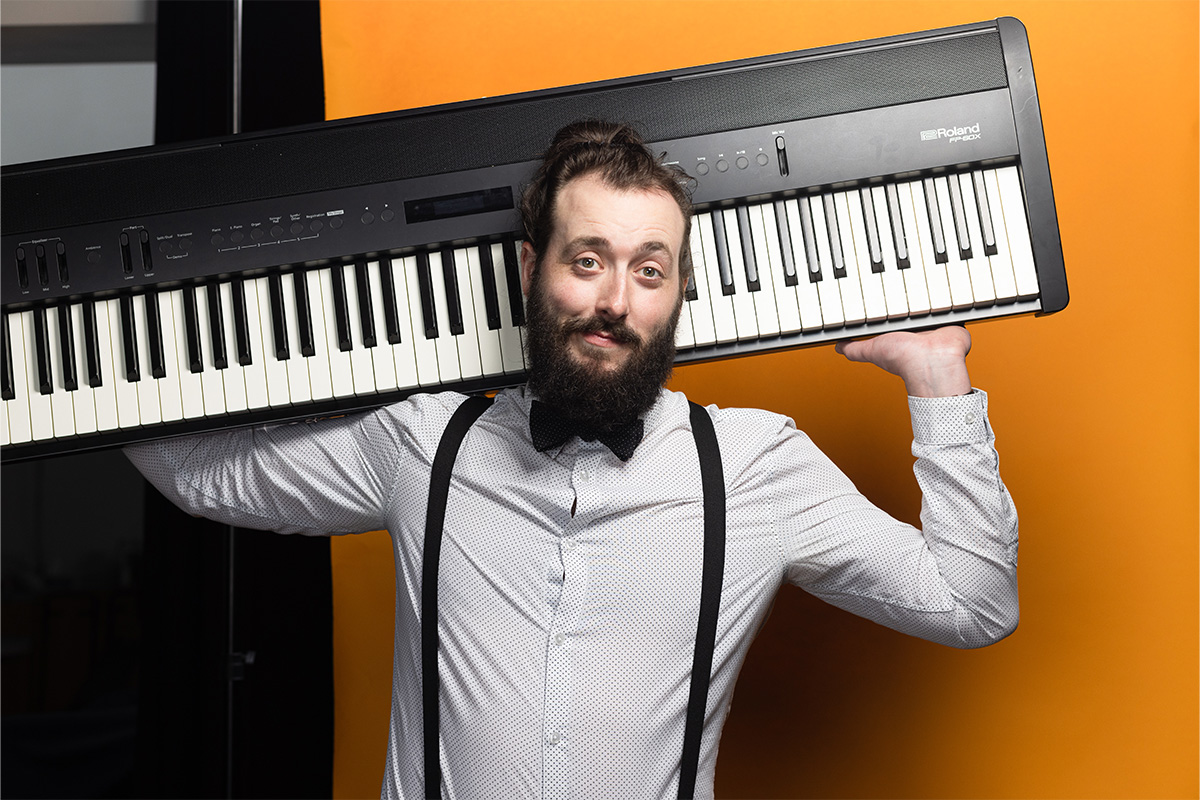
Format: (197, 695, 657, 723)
(520, 172, 686, 427)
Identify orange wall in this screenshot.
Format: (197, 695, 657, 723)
(320, 2, 1199, 797)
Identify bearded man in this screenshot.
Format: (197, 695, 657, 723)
(127, 120, 1018, 800)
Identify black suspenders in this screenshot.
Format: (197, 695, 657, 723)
(421, 397, 725, 800)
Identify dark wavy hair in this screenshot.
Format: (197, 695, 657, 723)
(519, 120, 693, 285)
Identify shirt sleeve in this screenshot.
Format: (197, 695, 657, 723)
(774, 389, 1019, 649)
(123, 393, 462, 535)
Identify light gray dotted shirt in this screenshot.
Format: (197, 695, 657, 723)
(125, 386, 1018, 800)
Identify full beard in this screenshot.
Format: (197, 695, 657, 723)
(524, 275, 680, 433)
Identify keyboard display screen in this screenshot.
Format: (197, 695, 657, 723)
(404, 186, 514, 224)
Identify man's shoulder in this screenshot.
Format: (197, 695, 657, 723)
(659, 389, 795, 439)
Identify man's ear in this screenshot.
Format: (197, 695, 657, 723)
(520, 241, 537, 297)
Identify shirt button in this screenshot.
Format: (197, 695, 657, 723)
(965, 411, 977, 425)
(554, 633, 566, 647)
(563, 539, 576, 552)
(577, 469, 592, 482)
(547, 731, 561, 745)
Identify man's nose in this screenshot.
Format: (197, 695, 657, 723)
(595, 270, 629, 319)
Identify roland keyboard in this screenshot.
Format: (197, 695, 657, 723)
(0, 16, 1066, 462)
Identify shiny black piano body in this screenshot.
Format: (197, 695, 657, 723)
(0, 16, 1066, 462)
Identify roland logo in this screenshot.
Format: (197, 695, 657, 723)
(920, 123, 981, 143)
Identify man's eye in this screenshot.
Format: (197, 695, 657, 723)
(576, 257, 597, 269)
(640, 266, 662, 279)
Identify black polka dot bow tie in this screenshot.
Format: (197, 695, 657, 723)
(529, 400, 645, 462)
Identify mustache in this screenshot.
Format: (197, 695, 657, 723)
(559, 316, 642, 346)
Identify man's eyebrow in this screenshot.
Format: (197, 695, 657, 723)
(558, 236, 676, 267)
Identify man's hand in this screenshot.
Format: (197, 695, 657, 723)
(834, 326, 972, 398)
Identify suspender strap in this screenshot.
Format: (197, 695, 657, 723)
(677, 400, 727, 800)
(420, 396, 724, 799)
(422, 395, 493, 800)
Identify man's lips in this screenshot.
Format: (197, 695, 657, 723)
(580, 330, 622, 348)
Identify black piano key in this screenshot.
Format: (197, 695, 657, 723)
(354, 260, 377, 348)
(859, 189, 884, 273)
(922, 178, 948, 264)
(329, 265, 353, 352)
(946, 175, 972, 260)
(684, 273, 698, 303)
(822, 194, 848, 279)
(735, 206, 760, 291)
(415, 252, 438, 339)
(378, 258, 402, 344)
(1, 314, 14, 400)
(797, 198, 822, 283)
(293, 271, 316, 356)
(884, 184, 910, 269)
(33, 308, 53, 393)
(231, 279, 253, 365)
(710, 213, 736, 296)
(57, 305, 78, 391)
(82, 300, 103, 387)
(145, 292, 167, 379)
(441, 248, 464, 336)
(773, 200, 798, 287)
(972, 172, 999, 256)
(206, 283, 228, 369)
(477, 246, 502, 331)
(182, 285, 204, 373)
(501, 239, 525, 327)
(267, 274, 290, 360)
(118, 296, 139, 383)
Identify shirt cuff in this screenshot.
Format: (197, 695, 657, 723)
(908, 388, 991, 445)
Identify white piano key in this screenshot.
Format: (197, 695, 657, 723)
(512, 240, 529, 369)
(238, 279, 270, 410)
(870, 186, 909, 319)
(46, 306, 77, 436)
(719, 209, 759, 341)
(675, 288, 696, 350)
(303, 270, 337, 400)
(490, 243, 526, 374)
(981, 170, 1019, 302)
(277, 273, 312, 404)
(910, 181, 953, 313)
(760, 203, 802, 335)
(695, 213, 738, 343)
(366, 259, 399, 392)
(745, 203, 780, 337)
(254, 276, 291, 408)
(26, 310, 56, 439)
(374, 259, 418, 391)
(957, 173, 997, 306)
(837, 191, 886, 323)
(192, 286, 227, 415)
(344, 264, 377, 396)
(465, 247, 505, 377)
(451, 248, 484, 381)
(154, 293, 184, 424)
(6, 314, 32, 444)
(102, 300, 141, 430)
(800, 198, 843, 328)
(427, 251, 462, 384)
(217, 282, 248, 413)
(934, 177, 975, 309)
(68, 305, 99, 434)
(317, 268, 355, 397)
(0, 376, 7, 445)
(168, 290, 206, 419)
(782, 199, 825, 331)
(994, 165, 1040, 299)
(682, 228, 717, 346)
(815, 194, 864, 325)
(401, 255, 441, 386)
(129, 296, 161, 425)
(897, 182, 932, 316)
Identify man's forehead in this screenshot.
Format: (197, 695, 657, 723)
(550, 175, 685, 241)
